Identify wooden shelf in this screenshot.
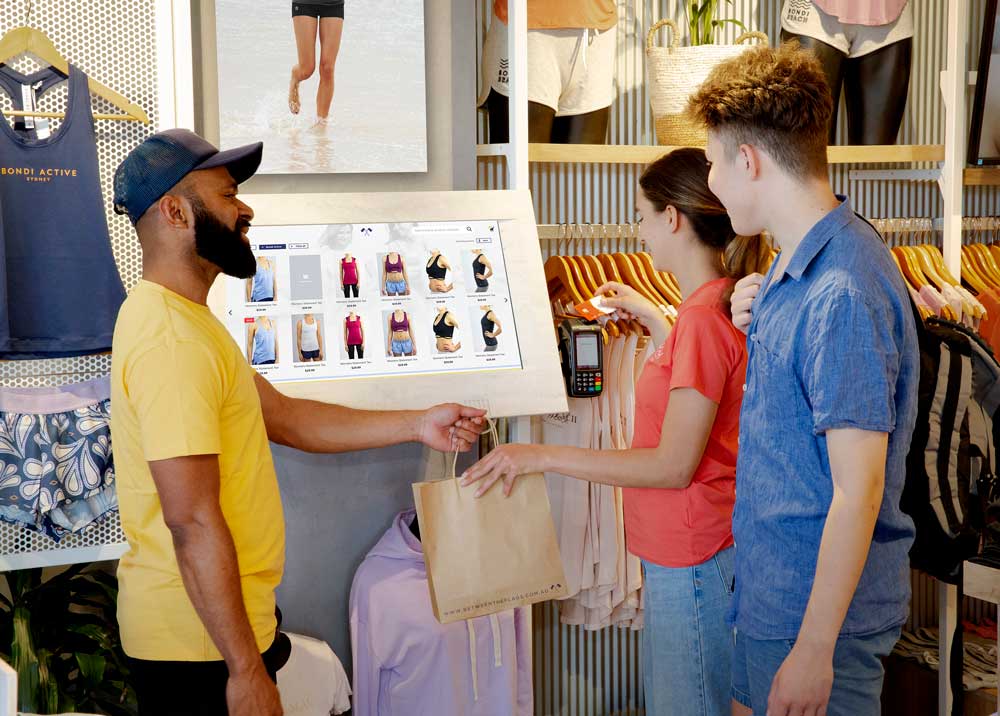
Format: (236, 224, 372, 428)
(474, 143, 946, 165)
(964, 167, 1000, 186)
(964, 561, 1000, 604)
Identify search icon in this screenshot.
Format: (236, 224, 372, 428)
(466, 226, 473, 232)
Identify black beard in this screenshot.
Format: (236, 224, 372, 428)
(191, 200, 256, 279)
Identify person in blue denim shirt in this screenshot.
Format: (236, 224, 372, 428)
(688, 44, 919, 716)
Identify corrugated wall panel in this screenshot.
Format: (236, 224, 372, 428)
(476, 3, 1000, 714)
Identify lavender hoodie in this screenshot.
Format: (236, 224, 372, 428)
(349, 510, 533, 716)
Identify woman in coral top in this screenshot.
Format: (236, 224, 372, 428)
(463, 148, 770, 716)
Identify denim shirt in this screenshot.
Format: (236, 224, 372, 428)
(732, 197, 918, 640)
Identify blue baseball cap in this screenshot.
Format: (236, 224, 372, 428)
(113, 129, 263, 225)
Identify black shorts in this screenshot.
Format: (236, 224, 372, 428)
(301, 349, 320, 360)
(129, 632, 291, 716)
(292, 1, 344, 19)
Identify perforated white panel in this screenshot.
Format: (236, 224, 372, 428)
(0, 0, 163, 565)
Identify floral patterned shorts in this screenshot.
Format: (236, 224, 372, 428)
(0, 377, 116, 540)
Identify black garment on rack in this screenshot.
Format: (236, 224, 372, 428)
(0, 63, 126, 359)
(433, 312, 455, 339)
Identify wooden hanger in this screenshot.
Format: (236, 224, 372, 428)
(962, 244, 997, 292)
(891, 247, 930, 290)
(970, 243, 1000, 288)
(907, 246, 945, 290)
(960, 250, 993, 295)
(922, 245, 961, 287)
(565, 255, 621, 337)
(611, 253, 661, 306)
(0, 7, 149, 124)
(545, 255, 587, 306)
(635, 252, 682, 307)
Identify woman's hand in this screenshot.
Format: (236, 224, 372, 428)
(594, 282, 658, 322)
(595, 281, 671, 347)
(460, 444, 548, 497)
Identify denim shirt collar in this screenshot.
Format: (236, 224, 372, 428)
(780, 195, 854, 282)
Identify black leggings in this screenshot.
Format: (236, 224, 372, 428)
(343, 283, 359, 298)
(348, 344, 364, 359)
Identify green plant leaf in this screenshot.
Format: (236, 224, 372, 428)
(75, 653, 106, 686)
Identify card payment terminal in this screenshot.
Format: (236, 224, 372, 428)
(558, 318, 603, 397)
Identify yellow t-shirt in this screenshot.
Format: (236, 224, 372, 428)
(111, 280, 285, 661)
(495, 0, 618, 30)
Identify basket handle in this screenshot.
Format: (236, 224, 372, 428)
(646, 19, 680, 52)
(735, 30, 769, 45)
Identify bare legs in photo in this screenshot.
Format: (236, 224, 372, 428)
(290, 15, 345, 129)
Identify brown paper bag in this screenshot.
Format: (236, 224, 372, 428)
(413, 422, 568, 624)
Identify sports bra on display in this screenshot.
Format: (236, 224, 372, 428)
(385, 253, 403, 273)
(390, 312, 410, 333)
(433, 313, 455, 339)
(426, 255, 447, 280)
(341, 257, 359, 285)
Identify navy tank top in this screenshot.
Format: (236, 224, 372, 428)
(0, 63, 126, 358)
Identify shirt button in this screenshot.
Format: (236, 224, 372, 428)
(750, 334, 756, 342)
(742, 384, 747, 392)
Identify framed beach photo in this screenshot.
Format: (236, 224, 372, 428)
(213, 0, 428, 174)
(970, 0, 1000, 165)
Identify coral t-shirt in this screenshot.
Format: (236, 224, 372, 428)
(623, 278, 747, 567)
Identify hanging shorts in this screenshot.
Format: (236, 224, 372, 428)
(0, 377, 117, 540)
(292, 1, 345, 20)
(781, 0, 913, 59)
(479, 18, 617, 116)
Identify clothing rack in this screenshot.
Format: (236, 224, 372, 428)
(536, 222, 640, 241)
(872, 216, 1000, 233)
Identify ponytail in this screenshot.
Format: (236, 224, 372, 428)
(722, 233, 770, 280)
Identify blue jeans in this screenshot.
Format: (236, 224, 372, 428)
(731, 626, 901, 715)
(385, 280, 407, 295)
(642, 546, 734, 716)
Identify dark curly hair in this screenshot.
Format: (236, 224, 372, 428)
(687, 41, 834, 179)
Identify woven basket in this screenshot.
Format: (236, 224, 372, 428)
(646, 19, 768, 147)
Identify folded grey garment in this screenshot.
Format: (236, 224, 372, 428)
(921, 648, 997, 691)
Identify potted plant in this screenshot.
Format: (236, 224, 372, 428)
(646, 7, 767, 146)
(0, 564, 137, 715)
(685, 0, 747, 46)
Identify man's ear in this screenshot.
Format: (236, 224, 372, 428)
(739, 143, 763, 181)
(158, 193, 192, 230)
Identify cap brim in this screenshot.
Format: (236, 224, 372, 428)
(193, 141, 263, 184)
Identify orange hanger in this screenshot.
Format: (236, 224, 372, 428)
(545, 256, 587, 305)
(960, 251, 992, 295)
(892, 247, 930, 289)
(635, 252, 682, 307)
(970, 244, 1000, 288)
(906, 246, 945, 290)
(612, 253, 662, 306)
(923, 245, 961, 287)
(961, 244, 996, 292)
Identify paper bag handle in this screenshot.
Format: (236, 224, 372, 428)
(450, 418, 500, 481)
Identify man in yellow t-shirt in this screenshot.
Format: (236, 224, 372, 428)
(109, 130, 486, 716)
